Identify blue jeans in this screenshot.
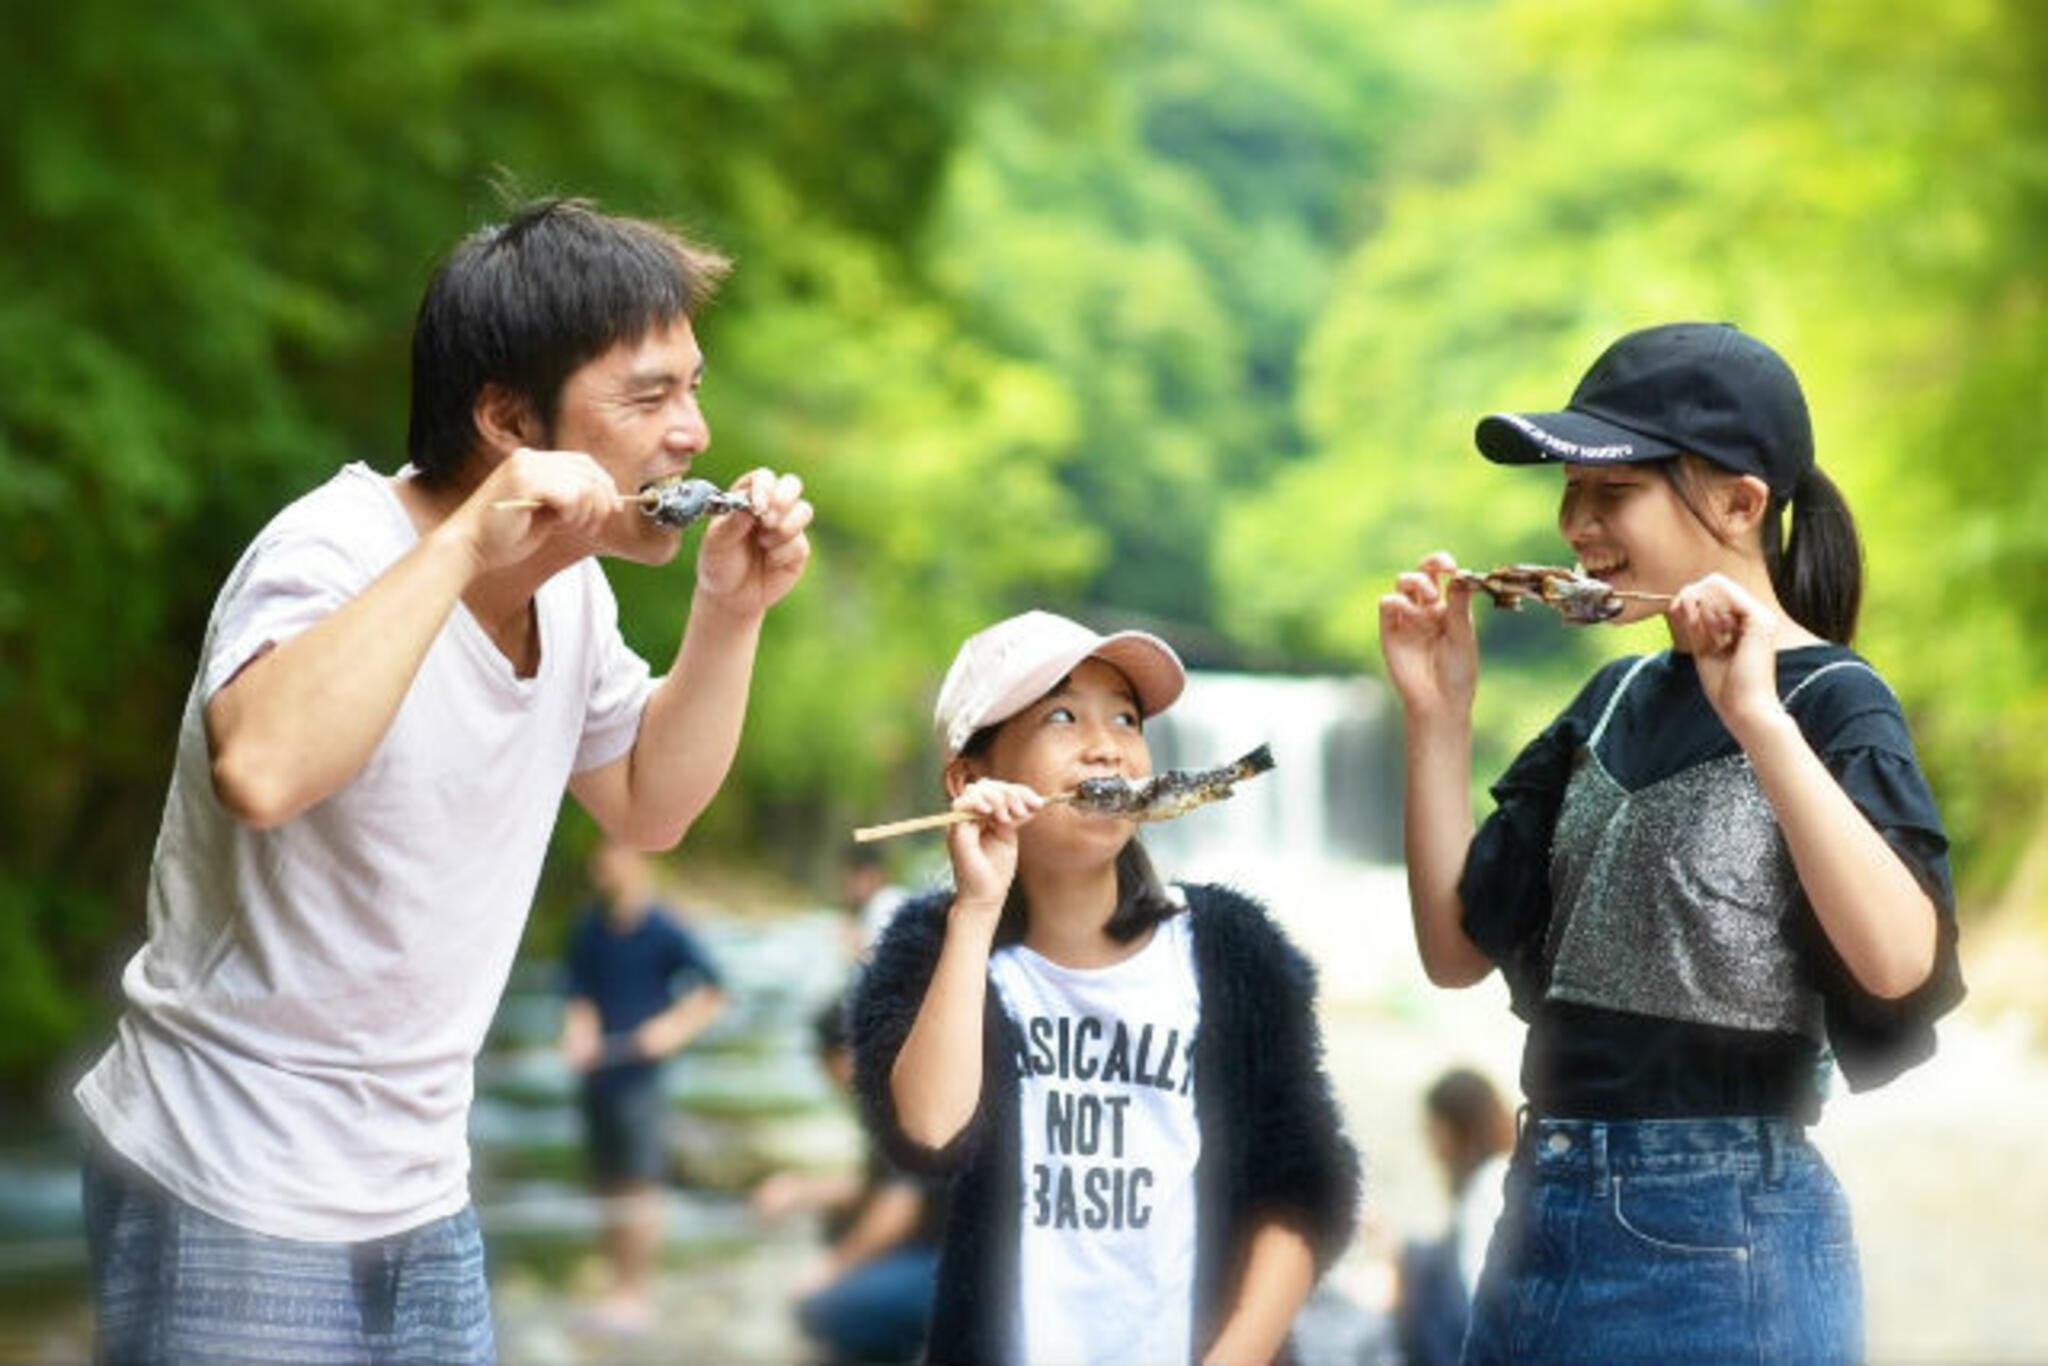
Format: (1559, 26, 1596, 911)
(797, 1245, 939, 1365)
(1462, 1116, 1862, 1366)
(83, 1143, 496, 1365)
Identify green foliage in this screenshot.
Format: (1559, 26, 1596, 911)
(1220, 0, 2048, 870)
(926, 0, 1411, 627)
(3, 0, 2043, 1096)
(0, 0, 1097, 1095)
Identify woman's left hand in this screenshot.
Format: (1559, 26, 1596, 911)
(1668, 573, 1787, 743)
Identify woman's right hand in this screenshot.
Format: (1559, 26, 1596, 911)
(1378, 550, 1481, 721)
(943, 778, 1043, 919)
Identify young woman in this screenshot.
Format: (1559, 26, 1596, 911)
(849, 610, 1359, 1365)
(1379, 322, 1964, 1366)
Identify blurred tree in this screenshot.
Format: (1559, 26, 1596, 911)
(0, 0, 1099, 1095)
(927, 0, 1411, 629)
(1218, 0, 2048, 880)
(2, 0, 2040, 1101)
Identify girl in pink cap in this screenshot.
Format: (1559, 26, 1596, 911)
(848, 609, 1358, 1365)
(1380, 323, 1964, 1365)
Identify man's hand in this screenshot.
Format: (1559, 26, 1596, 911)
(450, 446, 626, 572)
(692, 468, 814, 617)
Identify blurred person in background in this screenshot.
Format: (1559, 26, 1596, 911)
(561, 838, 728, 1335)
(71, 196, 811, 1365)
(843, 841, 912, 960)
(752, 995, 943, 1365)
(1394, 1068, 1514, 1366)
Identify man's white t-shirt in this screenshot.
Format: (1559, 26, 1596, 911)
(74, 463, 655, 1241)
(988, 901, 1203, 1366)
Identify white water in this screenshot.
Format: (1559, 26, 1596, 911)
(1143, 668, 1400, 870)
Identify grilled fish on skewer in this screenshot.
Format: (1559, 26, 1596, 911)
(636, 474, 752, 528)
(1065, 743, 1275, 821)
(1451, 563, 1670, 625)
(851, 744, 1278, 843)
(490, 474, 749, 529)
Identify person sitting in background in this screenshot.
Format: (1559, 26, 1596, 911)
(842, 842, 911, 960)
(1394, 1067, 1514, 1366)
(751, 997, 943, 1365)
(562, 838, 728, 1334)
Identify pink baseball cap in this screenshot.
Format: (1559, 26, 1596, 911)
(933, 610, 1186, 757)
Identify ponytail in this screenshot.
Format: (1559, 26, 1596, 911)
(1763, 465, 1863, 645)
(1666, 456, 1864, 644)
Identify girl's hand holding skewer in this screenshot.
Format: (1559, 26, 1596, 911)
(1379, 551, 1480, 723)
(942, 778, 1045, 920)
(1669, 572, 1788, 745)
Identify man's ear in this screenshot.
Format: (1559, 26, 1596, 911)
(473, 383, 542, 461)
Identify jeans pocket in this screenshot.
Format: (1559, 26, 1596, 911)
(1747, 1191, 1864, 1365)
(1609, 1173, 1750, 1257)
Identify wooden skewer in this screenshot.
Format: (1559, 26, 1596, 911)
(492, 492, 649, 513)
(1450, 569, 1673, 607)
(852, 809, 979, 842)
(854, 792, 1078, 844)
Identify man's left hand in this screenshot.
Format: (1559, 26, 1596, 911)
(693, 468, 813, 615)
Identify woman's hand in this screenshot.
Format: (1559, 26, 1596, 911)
(1378, 550, 1480, 723)
(1668, 572, 1786, 744)
(943, 778, 1043, 919)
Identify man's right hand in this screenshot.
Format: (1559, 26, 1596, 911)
(452, 446, 626, 572)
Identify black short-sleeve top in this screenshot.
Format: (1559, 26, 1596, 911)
(1460, 645, 1964, 1122)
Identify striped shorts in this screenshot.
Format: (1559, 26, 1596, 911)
(83, 1144, 496, 1365)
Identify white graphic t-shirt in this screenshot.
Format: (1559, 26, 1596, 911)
(988, 901, 1202, 1365)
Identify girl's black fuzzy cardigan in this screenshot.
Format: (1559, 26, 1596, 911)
(850, 882, 1361, 1365)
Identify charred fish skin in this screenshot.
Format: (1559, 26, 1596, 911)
(1545, 575, 1625, 624)
(639, 476, 751, 529)
(1069, 743, 1276, 822)
(1456, 564, 1624, 626)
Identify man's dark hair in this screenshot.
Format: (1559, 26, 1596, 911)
(405, 197, 732, 486)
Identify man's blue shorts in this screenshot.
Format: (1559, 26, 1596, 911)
(579, 1069, 668, 1187)
(82, 1141, 496, 1365)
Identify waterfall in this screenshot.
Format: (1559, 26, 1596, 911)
(1141, 670, 1401, 874)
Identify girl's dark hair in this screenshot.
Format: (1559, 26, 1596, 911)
(405, 197, 731, 486)
(1423, 1067, 1514, 1194)
(955, 724, 1182, 948)
(1664, 457, 1864, 644)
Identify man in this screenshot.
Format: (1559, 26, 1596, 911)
(561, 838, 727, 1335)
(73, 196, 812, 1365)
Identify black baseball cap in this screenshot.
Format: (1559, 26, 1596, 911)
(1474, 322, 1814, 499)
